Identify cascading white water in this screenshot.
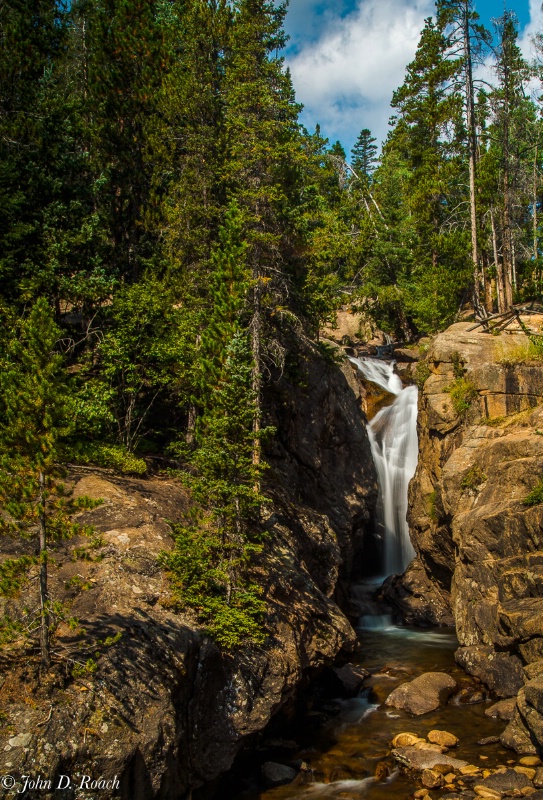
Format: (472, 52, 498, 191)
(351, 357, 418, 576)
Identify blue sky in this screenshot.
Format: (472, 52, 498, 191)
(283, 0, 539, 156)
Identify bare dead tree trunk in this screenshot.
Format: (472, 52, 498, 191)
(463, 2, 481, 311)
(503, 172, 514, 309)
(38, 471, 50, 669)
(491, 208, 505, 313)
(534, 143, 539, 265)
(482, 250, 493, 313)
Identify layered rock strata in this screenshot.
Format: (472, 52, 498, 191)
(406, 321, 543, 753)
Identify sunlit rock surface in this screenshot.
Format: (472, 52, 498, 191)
(407, 321, 543, 753)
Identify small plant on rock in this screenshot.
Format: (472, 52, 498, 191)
(461, 464, 487, 493)
(523, 481, 543, 506)
(447, 377, 478, 416)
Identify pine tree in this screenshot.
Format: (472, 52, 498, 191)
(222, 0, 304, 478)
(0, 300, 73, 666)
(437, 0, 491, 312)
(389, 15, 469, 331)
(351, 128, 378, 183)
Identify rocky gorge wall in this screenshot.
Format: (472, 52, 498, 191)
(0, 345, 377, 800)
(402, 321, 543, 755)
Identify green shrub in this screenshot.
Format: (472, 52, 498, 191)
(496, 340, 543, 365)
(415, 360, 431, 389)
(447, 377, 478, 416)
(427, 491, 438, 522)
(159, 523, 266, 649)
(451, 350, 465, 379)
(524, 481, 543, 506)
(66, 442, 146, 475)
(461, 464, 487, 492)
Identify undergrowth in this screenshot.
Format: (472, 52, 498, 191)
(447, 377, 478, 416)
(523, 481, 543, 506)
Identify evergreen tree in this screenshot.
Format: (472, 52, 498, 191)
(0, 300, 77, 665)
(437, 0, 491, 311)
(351, 128, 378, 183)
(387, 15, 469, 331)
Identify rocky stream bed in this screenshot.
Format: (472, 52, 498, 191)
(219, 622, 540, 800)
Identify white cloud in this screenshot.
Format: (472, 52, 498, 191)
(286, 0, 434, 154)
(519, 0, 543, 57)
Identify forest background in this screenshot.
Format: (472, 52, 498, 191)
(1, 0, 542, 659)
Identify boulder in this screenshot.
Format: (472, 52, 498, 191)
(422, 768, 444, 788)
(385, 672, 457, 715)
(392, 746, 468, 772)
(392, 732, 421, 748)
(525, 677, 543, 716)
(455, 646, 524, 698)
(473, 787, 502, 800)
(485, 699, 517, 721)
(521, 758, 543, 767)
(333, 663, 369, 695)
(428, 730, 459, 748)
(261, 762, 297, 787)
(479, 768, 533, 792)
(501, 714, 539, 756)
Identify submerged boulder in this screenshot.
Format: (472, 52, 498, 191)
(262, 762, 297, 787)
(385, 672, 457, 715)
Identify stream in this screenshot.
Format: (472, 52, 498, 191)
(219, 359, 507, 800)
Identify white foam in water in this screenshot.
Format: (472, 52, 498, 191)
(350, 357, 418, 576)
(358, 613, 394, 632)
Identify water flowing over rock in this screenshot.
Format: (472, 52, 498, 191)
(350, 357, 418, 576)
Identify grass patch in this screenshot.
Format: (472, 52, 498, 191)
(461, 464, 487, 492)
(447, 377, 478, 416)
(483, 404, 542, 429)
(415, 361, 431, 390)
(427, 491, 438, 522)
(65, 442, 147, 475)
(523, 481, 543, 506)
(496, 340, 543, 365)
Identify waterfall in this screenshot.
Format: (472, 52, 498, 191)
(351, 357, 418, 577)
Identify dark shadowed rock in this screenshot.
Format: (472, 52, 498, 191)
(262, 762, 297, 786)
(500, 711, 539, 755)
(385, 672, 457, 715)
(379, 558, 454, 626)
(333, 663, 369, 695)
(485, 698, 517, 721)
(525, 676, 543, 715)
(480, 769, 533, 792)
(455, 646, 524, 698)
(0, 346, 378, 797)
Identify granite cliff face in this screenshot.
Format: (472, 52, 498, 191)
(404, 321, 543, 754)
(0, 346, 377, 799)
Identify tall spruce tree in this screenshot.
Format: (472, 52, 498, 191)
(0, 301, 71, 666)
(351, 128, 378, 183)
(389, 15, 469, 331)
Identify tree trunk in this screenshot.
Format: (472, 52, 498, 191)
(251, 278, 262, 493)
(503, 172, 514, 309)
(38, 471, 50, 669)
(491, 208, 505, 313)
(463, 1, 480, 311)
(482, 250, 493, 313)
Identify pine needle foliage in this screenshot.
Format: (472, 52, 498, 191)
(0, 299, 98, 666)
